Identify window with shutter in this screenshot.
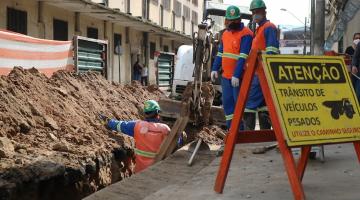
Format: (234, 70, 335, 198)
(173, 0, 182, 17)
(192, 10, 198, 25)
(7, 7, 27, 35)
(162, 0, 171, 11)
(183, 5, 190, 20)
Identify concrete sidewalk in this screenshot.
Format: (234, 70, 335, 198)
(144, 143, 360, 200)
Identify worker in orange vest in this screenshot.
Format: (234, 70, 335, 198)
(99, 100, 170, 173)
(243, 0, 280, 130)
(211, 5, 254, 130)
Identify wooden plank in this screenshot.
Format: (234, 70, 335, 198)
(155, 101, 190, 162)
(155, 118, 182, 162)
(165, 116, 189, 158)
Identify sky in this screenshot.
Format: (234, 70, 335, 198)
(223, 0, 311, 29)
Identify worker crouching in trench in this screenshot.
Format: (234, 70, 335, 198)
(99, 100, 180, 173)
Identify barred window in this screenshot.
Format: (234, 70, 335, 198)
(173, 0, 182, 17)
(183, 5, 190, 20)
(162, 0, 171, 11)
(192, 10, 198, 25)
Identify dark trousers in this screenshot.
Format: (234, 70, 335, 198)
(141, 76, 148, 86)
(243, 111, 272, 130)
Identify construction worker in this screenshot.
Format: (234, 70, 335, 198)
(99, 100, 170, 173)
(243, 0, 279, 130)
(211, 5, 253, 130)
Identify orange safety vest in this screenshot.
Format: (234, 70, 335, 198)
(252, 21, 277, 52)
(133, 120, 170, 173)
(221, 27, 253, 79)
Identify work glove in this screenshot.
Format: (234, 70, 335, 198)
(211, 71, 218, 82)
(231, 76, 240, 87)
(352, 66, 358, 74)
(98, 114, 110, 126)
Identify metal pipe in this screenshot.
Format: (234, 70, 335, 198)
(303, 17, 307, 55)
(188, 139, 203, 166)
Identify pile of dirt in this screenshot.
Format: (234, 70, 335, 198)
(0, 67, 164, 199)
(197, 125, 226, 145)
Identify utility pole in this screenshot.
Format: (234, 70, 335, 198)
(310, 0, 315, 55)
(314, 0, 325, 55)
(303, 17, 307, 55)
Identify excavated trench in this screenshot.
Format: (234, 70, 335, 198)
(0, 68, 162, 200)
(0, 68, 225, 200)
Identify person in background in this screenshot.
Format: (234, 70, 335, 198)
(133, 59, 142, 81)
(346, 33, 360, 87)
(141, 63, 148, 86)
(345, 33, 360, 57)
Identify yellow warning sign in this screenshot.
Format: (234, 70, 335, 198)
(262, 55, 360, 146)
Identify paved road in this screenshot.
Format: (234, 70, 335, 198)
(85, 143, 360, 200)
(144, 143, 360, 200)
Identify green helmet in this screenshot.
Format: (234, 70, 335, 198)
(143, 100, 161, 113)
(225, 5, 241, 20)
(250, 0, 267, 11)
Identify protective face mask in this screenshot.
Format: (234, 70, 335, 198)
(228, 22, 241, 30)
(353, 39, 360, 46)
(253, 14, 263, 23)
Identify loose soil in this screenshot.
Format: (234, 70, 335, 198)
(0, 67, 225, 200)
(0, 67, 164, 200)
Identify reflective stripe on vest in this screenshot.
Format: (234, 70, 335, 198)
(134, 121, 170, 173)
(225, 114, 234, 121)
(245, 106, 268, 113)
(221, 27, 254, 79)
(266, 46, 279, 54)
(220, 52, 249, 60)
(134, 148, 157, 158)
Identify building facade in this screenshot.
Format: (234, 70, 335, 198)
(0, 0, 204, 84)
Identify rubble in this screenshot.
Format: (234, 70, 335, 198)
(197, 125, 226, 145)
(0, 137, 15, 158)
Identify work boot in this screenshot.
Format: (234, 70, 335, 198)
(216, 145, 225, 157)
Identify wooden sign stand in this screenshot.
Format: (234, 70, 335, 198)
(214, 50, 360, 200)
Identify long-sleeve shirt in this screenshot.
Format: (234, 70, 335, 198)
(107, 118, 183, 145)
(246, 19, 279, 110)
(107, 119, 137, 137)
(212, 23, 253, 79)
(259, 19, 279, 55)
(107, 118, 161, 137)
(352, 42, 360, 68)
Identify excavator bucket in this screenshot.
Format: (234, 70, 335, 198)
(158, 98, 226, 126)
